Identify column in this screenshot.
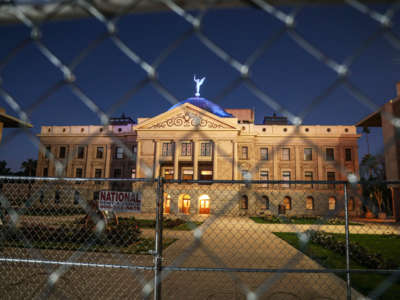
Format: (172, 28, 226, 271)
(135, 141, 141, 178)
(273, 145, 279, 182)
(233, 141, 238, 180)
(295, 145, 301, 188)
(174, 141, 179, 180)
(213, 140, 218, 179)
(154, 140, 160, 179)
(193, 140, 198, 180)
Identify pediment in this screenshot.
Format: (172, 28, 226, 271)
(136, 103, 237, 130)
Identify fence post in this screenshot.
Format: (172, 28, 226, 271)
(344, 183, 351, 300)
(154, 176, 164, 300)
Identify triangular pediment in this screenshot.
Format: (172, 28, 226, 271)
(135, 103, 238, 130)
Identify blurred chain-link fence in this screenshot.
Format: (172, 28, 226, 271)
(1, 0, 400, 299)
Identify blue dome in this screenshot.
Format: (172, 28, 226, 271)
(168, 97, 233, 117)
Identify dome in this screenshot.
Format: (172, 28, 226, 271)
(168, 97, 233, 118)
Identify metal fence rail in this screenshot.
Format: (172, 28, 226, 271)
(1, 176, 399, 299)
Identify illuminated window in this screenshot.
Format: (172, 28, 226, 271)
(283, 196, 291, 210)
(260, 148, 268, 160)
(306, 196, 314, 210)
(96, 147, 104, 159)
(163, 168, 174, 179)
(164, 194, 171, 214)
(326, 148, 334, 161)
(199, 194, 210, 214)
(281, 148, 290, 161)
(182, 169, 193, 180)
(329, 197, 336, 210)
(162, 142, 173, 156)
(179, 194, 191, 214)
(241, 146, 248, 160)
(304, 148, 312, 161)
(201, 142, 212, 156)
(181, 142, 192, 156)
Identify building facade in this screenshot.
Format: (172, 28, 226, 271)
(36, 96, 361, 217)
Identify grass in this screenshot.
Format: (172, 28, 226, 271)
(250, 216, 361, 225)
(274, 232, 400, 299)
(1, 237, 176, 254)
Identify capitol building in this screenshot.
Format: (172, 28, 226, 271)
(36, 83, 361, 217)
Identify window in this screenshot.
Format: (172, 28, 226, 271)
(241, 146, 248, 160)
(329, 196, 336, 210)
(181, 142, 192, 156)
(131, 168, 136, 179)
(326, 148, 334, 161)
(345, 148, 352, 161)
(282, 171, 291, 188)
(240, 195, 248, 209)
(304, 148, 312, 161)
(281, 148, 290, 161)
(283, 196, 291, 210)
(164, 168, 174, 179)
(182, 169, 193, 180)
(260, 148, 268, 160)
(96, 147, 104, 159)
(260, 170, 269, 187)
(132, 144, 137, 160)
(59, 146, 66, 159)
(115, 146, 124, 159)
(45, 146, 51, 159)
(327, 172, 336, 188)
(162, 142, 173, 156)
(75, 168, 83, 178)
(95, 168, 102, 184)
(180, 194, 191, 214)
(262, 195, 269, 210)
(201, 142, 212, 156)
(77, 146, 85, 159)
(305, 171, 313, 188)
(241, 170, 250, 180)
(43, 168, 48, 177)
(306, 196, 314, 210)
(113, 168, 122, 178)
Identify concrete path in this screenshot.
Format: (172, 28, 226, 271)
(159, 217, 364, 300)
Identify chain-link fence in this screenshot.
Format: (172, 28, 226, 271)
(1, 0, 400, 299)
(1, 177, 399, 299)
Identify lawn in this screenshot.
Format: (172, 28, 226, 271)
(251, 216, 361, 225)
(274, 232, 400, 299)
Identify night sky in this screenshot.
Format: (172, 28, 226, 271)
(0, 3, 399, 171)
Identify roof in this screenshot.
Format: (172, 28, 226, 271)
(0, 109, 33, 128)
(168, 97, 233, 118)
(355, 97, 400, 128)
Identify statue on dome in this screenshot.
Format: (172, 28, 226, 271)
(194, 75, 205, 97)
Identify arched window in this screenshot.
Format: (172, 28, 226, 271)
(283, 196, 291, 210)
(240, 195, 248, 209)
(328, 196, 336, 210)
(306, 196, 314, 210)
(262, 195, 269, 210)
(348, 197, 354, 211)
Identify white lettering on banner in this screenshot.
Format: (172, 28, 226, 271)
(99, 191, 141, 212)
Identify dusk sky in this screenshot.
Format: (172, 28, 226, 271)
(0, 3, 399, 171)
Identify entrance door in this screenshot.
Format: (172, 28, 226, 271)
(199, 194, 210, 214)
(182, 197, 190, 214)
(164, 194, 171, 214)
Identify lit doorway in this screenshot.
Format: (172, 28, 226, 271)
(164, 193, 171, 214)
(199, 194, 210, 214)
(179, 194, 191, 214)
